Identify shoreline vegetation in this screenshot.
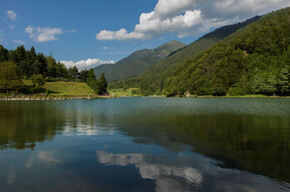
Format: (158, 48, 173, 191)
(1, 93, 289, 101)
(1, 86, 289, 101)
(0, 95, 111, 101)
(1, 82, 289, 101)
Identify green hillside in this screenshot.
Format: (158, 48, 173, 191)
(134, 16, 261, 95)
(94, 40, 186, 82)
(164, 7, 290, 96)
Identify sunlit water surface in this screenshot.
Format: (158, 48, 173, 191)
(0, 97, 289, 192)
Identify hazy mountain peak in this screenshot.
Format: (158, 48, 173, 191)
(94, 40, 186, 82)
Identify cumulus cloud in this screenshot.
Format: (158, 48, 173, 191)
(25, 26, 75, 42)
(96, 0, 290, 41)
(7, 10, 17, 20)
(60, 58, 115, 70)
(13, 40, 24, 45)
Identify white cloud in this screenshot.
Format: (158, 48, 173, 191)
(96, 0, 290, 41)
(25, 26, 75, 42)
(13, 40, 24, 45)
(7, 10, 17, 20)
(60, 58, 115, 70)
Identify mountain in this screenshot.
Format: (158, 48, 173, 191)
(94, 40, 186, 82)
(109, 15, 261, 94)
(164, 7, 289, 96)
(133, 16, 262, 95)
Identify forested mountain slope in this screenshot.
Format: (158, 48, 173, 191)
(94, 40, 186, 82)
(109, 16, 261, 94)
(164, 7, 289, 96)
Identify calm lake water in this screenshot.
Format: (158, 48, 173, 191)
(0, 97, 290, 192)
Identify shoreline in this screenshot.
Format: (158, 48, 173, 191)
(1, 94, 289, 101)
(0, 95, 112, 101)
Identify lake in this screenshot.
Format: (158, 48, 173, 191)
(0, 97, 289, 192)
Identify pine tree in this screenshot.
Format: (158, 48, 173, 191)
(47, 56, 57, 78)
(0, 45, 9, 62)
(98, 72, 108, 95)
(79, 69, 89, 82)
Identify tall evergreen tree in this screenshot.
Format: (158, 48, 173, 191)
(0, 45, 9, 62)
(56, 62, 68, 78)
(98, 72, 108, 95)
(79, 69, 89, 82)
(47, 56, 57, 78)
(68, 66, 79, 80)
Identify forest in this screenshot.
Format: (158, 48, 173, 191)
(0, 45, 108, 95)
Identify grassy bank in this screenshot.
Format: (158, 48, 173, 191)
(0, 81, 110, 100)
(23, 80, 96, 96)
(44, 81, 95, 96)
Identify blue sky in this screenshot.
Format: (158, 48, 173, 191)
(1, 0, 289, 69)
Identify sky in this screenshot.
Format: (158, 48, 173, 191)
(1, 0, 289, 70)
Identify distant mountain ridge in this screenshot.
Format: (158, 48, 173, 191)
(94, 40, 186, 82)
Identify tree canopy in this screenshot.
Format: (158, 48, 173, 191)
(0, 61, 23, 92)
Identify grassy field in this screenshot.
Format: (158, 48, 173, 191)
(108, 88, 141, 97)
(24, 80, 95, 96)
(44, 81, 95, 96)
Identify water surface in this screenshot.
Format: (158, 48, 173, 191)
(0, 98, 289, 192)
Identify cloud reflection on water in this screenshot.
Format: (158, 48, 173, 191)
(96, 150, 290, 192)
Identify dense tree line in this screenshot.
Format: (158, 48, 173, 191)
(0, 45, 108, 94)
(0, 45, 72, 82)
